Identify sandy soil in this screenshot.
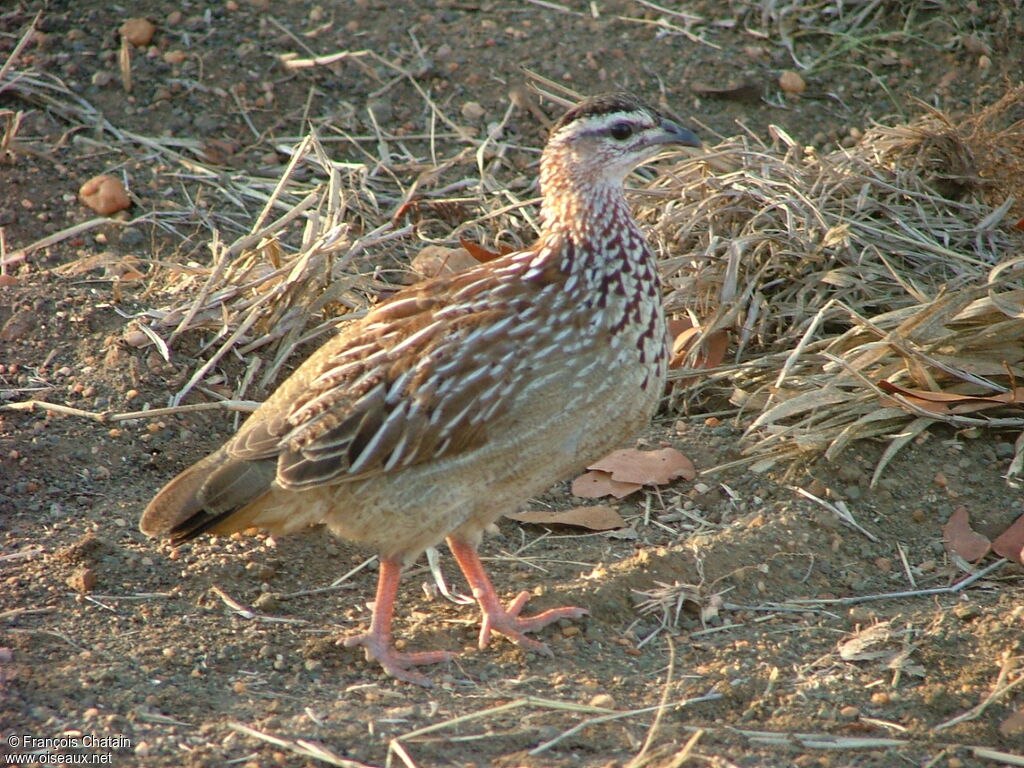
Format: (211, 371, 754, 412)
(2, 1, 1024, 766)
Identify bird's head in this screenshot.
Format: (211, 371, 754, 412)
(541, 92, 700, 193)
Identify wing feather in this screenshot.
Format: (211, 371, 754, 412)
(223, 261, 549, 489)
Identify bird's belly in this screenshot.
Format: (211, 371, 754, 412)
(241, 345, 661, 563)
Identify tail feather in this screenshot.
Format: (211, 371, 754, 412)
(141, 448, 276, 544)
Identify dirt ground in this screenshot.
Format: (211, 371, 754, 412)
(3, 1, 1024, 766)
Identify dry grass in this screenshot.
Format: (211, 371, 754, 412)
(4, 35, 1023, 486)
(646, 88, 1024, 481)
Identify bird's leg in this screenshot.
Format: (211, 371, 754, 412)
(446, 535, 587, 654)
(340, 556, 455, 685)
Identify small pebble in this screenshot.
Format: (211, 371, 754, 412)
(119, 18, 156, 47)
(66, 567, 96, 593)
(79, 175, 130, 215)
(461, 101, 486, 121)
(952, 602, 981, 621)
(848, 606, 875, 624)
(962, 33, 990, 55)
(778, 70, 806, 95)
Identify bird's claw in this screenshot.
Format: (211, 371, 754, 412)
(340, 632, 456, 686)
(477, 590, 587, 653)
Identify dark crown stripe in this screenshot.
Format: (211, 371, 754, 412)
(551, 92, 654, 133)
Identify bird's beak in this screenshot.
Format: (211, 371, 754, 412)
(652, 118, 701, 149)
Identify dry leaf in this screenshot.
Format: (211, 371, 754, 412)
(838, 622, 894, 661)
(409, 245, 478, 279)
(878, 380, 1024, 416)
(506, 505, 626, 531)
(571, 471, 642, 499)
(459, 237, 513, 263)
(992, 514, 1024, 565)
(669, 318, 729, 374)
(588, 447, 696, 486)
(942, 506, 992, 562)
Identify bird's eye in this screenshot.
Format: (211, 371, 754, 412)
(609, 122, 633, 141)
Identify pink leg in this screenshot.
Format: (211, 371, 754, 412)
(447, 536, 587, 654)
(340, 556, 455, 685)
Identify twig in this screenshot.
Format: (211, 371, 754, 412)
(229, 722, 379, 768)
(521, 0, 584, 15)
(0, 12, 41, 92)
(389, 697, 618, 764)
(785, 558, 1008, 606)
(0, 399, 259, 423)
(529, 691, 722, 755)
(627, 636, 677, 768)
(934, 652, 1024, 732)
(209, 585, 310, 625)
(793, 487, 878, 542)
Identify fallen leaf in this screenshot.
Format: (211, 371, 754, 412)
(878, 380, 1024, 416)
(1000, 710, 1024, 737)
(571, 471, 642, 499)
(409, 245, 478, 279)
(942, 506, 992, 562)
(669, 318, 729, 386)
(588, 447, 696, 486)
(459, 237, 514, 263)
(838, 622, 894, 662)
(992, 514, 1024, 565)
(507, 505, 626, 531)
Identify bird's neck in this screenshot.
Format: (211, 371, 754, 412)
(541, 179, 619, 241)
(538, 175, 652, 278)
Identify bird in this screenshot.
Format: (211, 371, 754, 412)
(141, 92, 700, 685)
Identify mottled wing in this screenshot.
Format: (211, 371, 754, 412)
(226, 265, 542, 489)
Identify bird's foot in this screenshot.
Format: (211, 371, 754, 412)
(340, 632, 456, 686)
(477, 591, 587, 654)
